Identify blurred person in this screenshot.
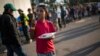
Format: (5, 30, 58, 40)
(31, 4, 37, 20)
(64, 7, 70, 24)
(81, 6, 85, 17)
(50, 7, 58, 31)
(97, 2, 100, 14)
(91, 4, 97, 15)
(78, 5, 83, 19)
(33, 4, 56, 56)
(27, 8, 34, 27)
(74, 6, 79, 20)
(60, 5, 66, 27)
(27, 8, 36, 40)
(0, 3, 26, 56)
(57, 6, 62, 29)
(69, 7, 75, 21)
(86, 4, 91, 16)
(17, 9, 30, 43)
(84, 6, 88, 17)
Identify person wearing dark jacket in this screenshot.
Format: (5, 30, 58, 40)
(0, 3, 26, 56)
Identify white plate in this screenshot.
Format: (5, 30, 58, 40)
(38, 32, 56, 39)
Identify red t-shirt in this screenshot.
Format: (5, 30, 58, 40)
(34, 20, 56, 53)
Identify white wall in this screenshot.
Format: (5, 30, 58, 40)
(0, 0, 31, 18)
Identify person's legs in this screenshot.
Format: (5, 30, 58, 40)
(47, 52, 56, 56)
(22, 26, 30, 42)
(37, 52, 56, 56)
(5, 45, 14, 56)
(58, 18, 62, 29)
(37, 53, 46, 56)
(12, 44, 26, 56)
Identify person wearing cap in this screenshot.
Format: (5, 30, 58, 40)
(0, 3, 26, 56)
(33, 4, 56, 56)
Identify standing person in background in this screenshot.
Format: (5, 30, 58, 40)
(27, 8, 34, 27)
(64, 7, 69, 24)
(0, 3, 26, 56)
(60, 5, 66, 28)
(57, 6, 62, 29)
(27, 8, 35, 40)
(50, 7, 58, 31)
(17, 9, 30, 43)
(33, 4, 56, 56)
(31, 4, 37, 20)
(69, 7, 75, 21)
(86, 4, 91, 16)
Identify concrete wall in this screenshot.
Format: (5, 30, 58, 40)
(0, 0, 31, 18)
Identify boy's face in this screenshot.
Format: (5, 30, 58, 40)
(36, 7, 46, 19)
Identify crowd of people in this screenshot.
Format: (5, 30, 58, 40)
(15, 3, 100, 41)
(0, 2, 100, 56)
(49, 3, 100, 30)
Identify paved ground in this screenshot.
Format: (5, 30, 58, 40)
(0, 15, 100, 56)
(56, 28, 100, 56)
